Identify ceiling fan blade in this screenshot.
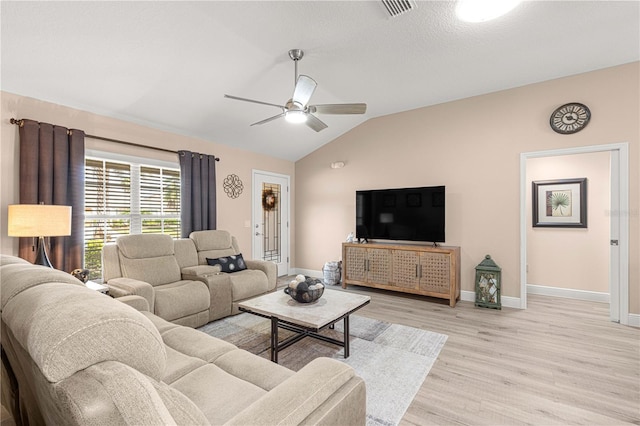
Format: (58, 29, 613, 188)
(224, 94, 285, 110)
(250, 113, 286, 127)
(308, 103, 367, 114)
(292, 75, 317, 107)
(305, 114, 328, 132)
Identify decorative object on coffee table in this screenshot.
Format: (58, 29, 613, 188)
(475, 255, 502, 309)
(284, 274, 324, 303)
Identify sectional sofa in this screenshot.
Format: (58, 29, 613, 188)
(102, 230, 277, 327)
(0, 254, 366, 425)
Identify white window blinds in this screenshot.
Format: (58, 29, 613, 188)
(84, 157, 180, 279)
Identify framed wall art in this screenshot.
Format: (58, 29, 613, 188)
(532, 178, 587, 228)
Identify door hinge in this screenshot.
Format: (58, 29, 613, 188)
(611, 239, 619, 246)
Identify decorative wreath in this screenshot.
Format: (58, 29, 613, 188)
(223, 174, 243, 199)
(262, 189, 277, 211)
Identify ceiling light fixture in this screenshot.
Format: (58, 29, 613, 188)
(455, 0, 521, 22)
(284, 110, 307, 124)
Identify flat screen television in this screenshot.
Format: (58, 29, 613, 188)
(356, 186, 445, 244)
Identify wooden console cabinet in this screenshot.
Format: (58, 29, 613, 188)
(342, 242, 461, 307)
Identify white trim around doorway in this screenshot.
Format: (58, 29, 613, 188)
(520, 142, 630, 325)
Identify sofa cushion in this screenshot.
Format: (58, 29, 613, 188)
(162, 345, 207, 385)
(174, 238, 199, 268)
(116, 234, 182, 286)
(229, 270, 270, 301)
(117, 254, 182, 287)
(2, 282, 166, 383)
(144, 312, 237, 363)
(0, 263, 83, 312)
(206, 254, 247, 273)
(77, 361, 208, 425)
(215, 349, 294, 391)
(0, 254, 29, 266)
(116, 234, 174, 259)
(154, 281, 210, 321)
(190, 230, 238, 265)
(170, 363, 267, 425)
(190, 230, 232, 251)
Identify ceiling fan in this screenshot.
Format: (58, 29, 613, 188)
(224, 49, 367, 132)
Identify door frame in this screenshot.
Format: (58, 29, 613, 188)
(252, 169, 291, 276)
(519, 142, 629, 324)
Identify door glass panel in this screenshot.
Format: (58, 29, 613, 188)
(262, 183, 281, 262)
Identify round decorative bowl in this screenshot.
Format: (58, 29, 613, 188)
(284, 275, 325, 303)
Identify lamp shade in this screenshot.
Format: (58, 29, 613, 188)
(8, 204, 72, 237)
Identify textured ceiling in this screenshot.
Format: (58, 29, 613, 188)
(2, 1, 639, 161)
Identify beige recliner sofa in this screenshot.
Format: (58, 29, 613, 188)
(102, 230, 277, 327)
(0, 254, 366, 425)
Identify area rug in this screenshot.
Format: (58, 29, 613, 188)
(198, 313, 448, 426)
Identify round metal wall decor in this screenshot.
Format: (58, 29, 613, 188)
(549, 102, 591, 134)
(223, 174, 243, 199)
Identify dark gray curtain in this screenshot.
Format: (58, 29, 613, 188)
(18, 119, 85, 271)
(178, 150, 217, 237)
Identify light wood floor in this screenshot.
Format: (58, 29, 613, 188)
(279, 278, 640, 425)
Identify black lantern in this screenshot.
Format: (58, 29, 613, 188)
(475, 255, 501, 310)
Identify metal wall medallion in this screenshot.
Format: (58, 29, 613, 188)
(223, 174, 244, 199)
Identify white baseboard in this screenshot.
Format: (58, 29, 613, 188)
(627, 313, 640, 327)
(460, 290, 521, 309)
(527, 283, 610, 303)
(290, 268, 322, 278)
(292, 273, 637, 323)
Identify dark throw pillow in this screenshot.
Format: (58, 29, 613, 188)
(206, 254, 247, 273)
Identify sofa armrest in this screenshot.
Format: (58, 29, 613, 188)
(244, 259, 277, 292)
(106, 277, 155, 312)
(189, 273, 233, 321)
(181, 264, 221, 279)
(115, 295, 150, 312)
(225, 357, 365, 426)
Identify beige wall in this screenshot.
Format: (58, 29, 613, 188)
(526, 152, 610, 293)
(294, 62, 639, 314)
(0, 92, 295, 262)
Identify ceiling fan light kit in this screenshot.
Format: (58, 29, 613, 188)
(225, 49, 367, 132)
(285, 110, 307, 124)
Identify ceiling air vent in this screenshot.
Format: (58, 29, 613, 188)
(381, 0, 414, 17)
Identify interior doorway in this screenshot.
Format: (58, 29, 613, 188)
(252, 170, 290, 276)
(520, 143, 629, 324)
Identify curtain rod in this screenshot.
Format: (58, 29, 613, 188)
(9, 118, 220, 161)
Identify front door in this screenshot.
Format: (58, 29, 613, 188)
(252, 170, 290, 276)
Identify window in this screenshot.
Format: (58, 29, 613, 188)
(84, 156, 180, 279)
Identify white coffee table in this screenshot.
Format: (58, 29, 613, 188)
(238, 288, 371, 363)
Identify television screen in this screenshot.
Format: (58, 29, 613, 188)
(356, 186, 445, 243)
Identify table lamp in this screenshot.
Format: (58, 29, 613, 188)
(7, 204, 72, 268)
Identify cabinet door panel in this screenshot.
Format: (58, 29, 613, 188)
(345, 246, 367, 281)
(367, 248, 391, 285)
(392, 250, 419, 289)
(419, 252, 450, 294)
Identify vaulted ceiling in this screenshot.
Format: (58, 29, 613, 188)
(2, 1, 638, 161)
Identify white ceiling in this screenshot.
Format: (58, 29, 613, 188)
(2, 1, 638, 161)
